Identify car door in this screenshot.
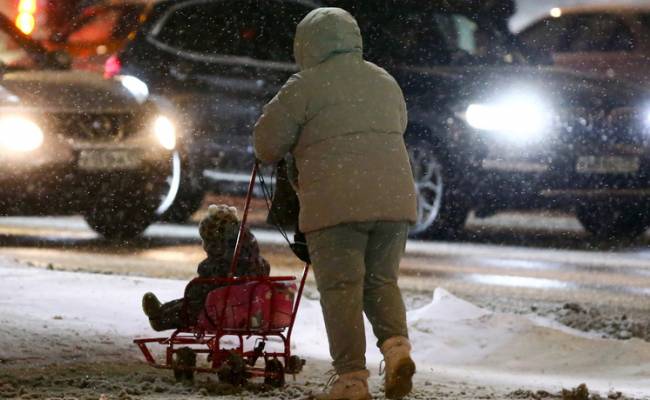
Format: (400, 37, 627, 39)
(145, 0, 313, 182)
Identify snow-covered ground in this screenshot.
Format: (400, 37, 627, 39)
(1, 256, 649, 399)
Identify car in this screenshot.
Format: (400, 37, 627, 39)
(43, 0, 155, 73)
(109, 0, 650, 240)
(517, 4, 650, 87)
(0, 12, 181, 239)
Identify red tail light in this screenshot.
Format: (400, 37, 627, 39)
(104, 55, 122, 79)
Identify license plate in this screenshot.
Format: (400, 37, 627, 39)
(78, 149, 142, 171)
(576, 156, 639, 174)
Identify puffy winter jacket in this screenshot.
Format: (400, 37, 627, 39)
(254, 7, 417, 233)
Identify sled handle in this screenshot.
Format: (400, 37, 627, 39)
(286, 262, 310, 342)
(229, 162, 258, 277)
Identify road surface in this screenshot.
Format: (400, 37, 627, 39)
(1, 212, 650, 399)
(0, 212, 648, 313)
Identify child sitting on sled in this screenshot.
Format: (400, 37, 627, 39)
(142, 204, 270, 331)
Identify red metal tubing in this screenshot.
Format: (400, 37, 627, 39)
(229, 163, 259, 277)
(286, 263, 310, 343)
(135, 341, 156, 364)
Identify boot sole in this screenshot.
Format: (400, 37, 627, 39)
(385, 357, 415, 399)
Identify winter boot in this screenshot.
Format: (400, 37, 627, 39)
(380, 336, 415, 399)
(314, 369, 372, 400)
(142, 292, 163, 330)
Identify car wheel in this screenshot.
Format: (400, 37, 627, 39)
(577, 202, 650, 240)
(156, 151, 205, 223)
(84, 195, 158, 240)
(407, 141, 468, 239)
(84, 172, 166, 240)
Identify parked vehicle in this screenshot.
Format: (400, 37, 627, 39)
(518, 5, 650, 86)
(44, 0, 155, 73)
(110, 0, 650, 240)
(0, 12, 180, 239)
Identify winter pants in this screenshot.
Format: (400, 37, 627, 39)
(150, 299, 185, 331)
(149, 286, 210, 331)
(306, 221, 410, 374)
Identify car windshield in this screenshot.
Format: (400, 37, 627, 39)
(363, 12, 524, 67)
(0, 30, 37, 69)
(0, 13, 57, 70)
(53, 4, 145, 45)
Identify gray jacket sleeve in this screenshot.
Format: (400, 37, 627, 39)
(253, 74, 307, 164)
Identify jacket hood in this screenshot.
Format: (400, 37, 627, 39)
(293, 7, 363, 70)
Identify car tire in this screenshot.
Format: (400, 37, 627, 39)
(161, 188, 205, 223)
(84, 172, 167, 240)
(577, 202, 650, 241)
(407, 140, 469, 239)
(85, 194, 158, 240)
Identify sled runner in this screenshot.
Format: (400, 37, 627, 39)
(134, 164, 309, 387)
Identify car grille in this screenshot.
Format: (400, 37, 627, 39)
(559, 107, 646, 149)
(49, 113, 144, 142)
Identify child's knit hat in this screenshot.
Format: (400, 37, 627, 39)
(199, 204, 240, 252)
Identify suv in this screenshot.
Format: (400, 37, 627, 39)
(0, 13, 179, 239)
(110, 0, 650, 240)
(518, 5, 650, 86)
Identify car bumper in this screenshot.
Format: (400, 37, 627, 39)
(0, 144, 172, 215)
(468, 153, 650, 210)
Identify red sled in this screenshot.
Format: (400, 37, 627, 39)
(134, 164, 310, 387)
(197, 280, 297, 331)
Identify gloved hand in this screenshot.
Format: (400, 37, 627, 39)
(291, 231, 311, 264)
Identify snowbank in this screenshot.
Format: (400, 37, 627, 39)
(1, 258, 649, 397)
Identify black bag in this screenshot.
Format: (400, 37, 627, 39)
(266, 160, 310, 264)
(266, 159, 300, 229)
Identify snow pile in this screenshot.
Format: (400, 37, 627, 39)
(402, 290, 650, 396)
(1, 258, 650, 397)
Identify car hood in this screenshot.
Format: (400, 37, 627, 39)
(0, 70, 144, 113)
(396, 64, 650, 112)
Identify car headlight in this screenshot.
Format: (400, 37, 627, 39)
(465, 93, 551, 143)
(153, 115, 176, 150)
(0, 116, 44, 152)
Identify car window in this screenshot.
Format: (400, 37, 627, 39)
(255, 1, 311, 63)
(67, 7, 142, 44)
(361, 11, 519, 67)
(0, 29, 35, 68)
(519, 17, 572, 53)
(153, 0, 309, 63)
(566, 14, 635, 52)
(68, 10, 121, 44)
(155, 1, 252, 57)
